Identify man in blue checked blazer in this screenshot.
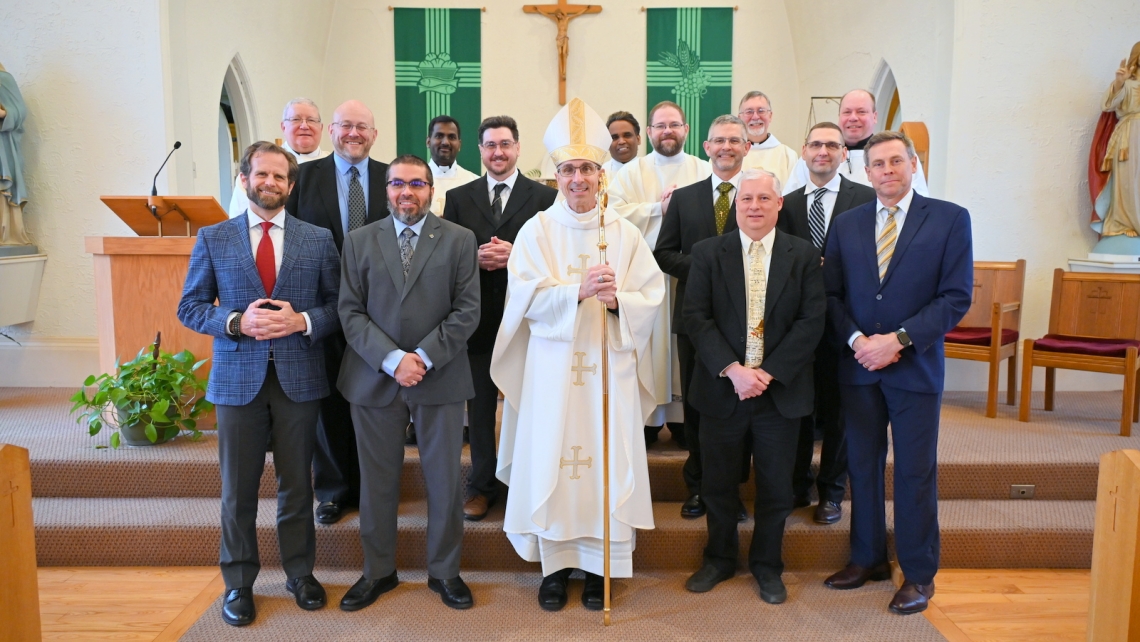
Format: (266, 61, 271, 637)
(178, 142, 340, 627)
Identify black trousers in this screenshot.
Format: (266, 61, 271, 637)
(678, 333, 752, 494)
(465, 350, 500, 499)
(700, 393, 799, 577)
(312, 330, 361, 505)
(216, 363, 320, 590)
(792, 342, 847, 503)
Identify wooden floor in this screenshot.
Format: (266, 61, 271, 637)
(35, 567, 1090, 641)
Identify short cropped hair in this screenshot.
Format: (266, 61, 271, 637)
(738, 168, 782, 195)
(805, 121, 843, 142)
(478, 115, 520, 144)
(841, 89, 877, 112)
(282, 97, 320, 122)
(428, 115, 461, 139)
(707, 114, 747, 140)
(239, 141, 299, 185)
(648, 100, 686, 125)
(863, 130, 916, 166)
(738, 90, 772, 110)
(386, 154, 433, 186)
(606, 111, 640, 136)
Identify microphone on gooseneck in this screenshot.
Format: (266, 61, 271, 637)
(150, 141, 182, 216)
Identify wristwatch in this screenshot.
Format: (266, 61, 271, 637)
(895, 329, 913, 348)
(228, 313, 243, 336)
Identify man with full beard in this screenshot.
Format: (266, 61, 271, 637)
(336, 154, 481, 612)
(179, 142, 341, 626)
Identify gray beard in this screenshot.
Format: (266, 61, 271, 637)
(388, 201, 429, 226)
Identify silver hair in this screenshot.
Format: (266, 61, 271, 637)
(738, 90, 772, 111)
(282, 97, 321, 121)
(707, 114, 748, 141)
(739, 168, 782, 195)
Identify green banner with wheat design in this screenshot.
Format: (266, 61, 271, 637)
(646, 8, 733, 160)
(394, 8, 481, 170)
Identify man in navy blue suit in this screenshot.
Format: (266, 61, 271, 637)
(178, 141, 341, 627)
(821, 131, 972, 615)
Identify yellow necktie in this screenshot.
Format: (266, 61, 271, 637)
(714, 182, 733, 234)
(745, 241, 766, 368)
(877, 206, 900, 282)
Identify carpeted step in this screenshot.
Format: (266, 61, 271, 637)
(32, 497, 1094, 570)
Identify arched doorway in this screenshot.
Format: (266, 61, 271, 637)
(219, 55, 257, 214)
(869, 59, 902, 131)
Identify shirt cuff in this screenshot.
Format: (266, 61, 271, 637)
(301, 311, 312, 337)
(415, 348, 433, 371)
(848, 332, 864, 349)
(381, 349, 406, 377)
(719, 363, 736, 377)
(226, 311, 240, 335)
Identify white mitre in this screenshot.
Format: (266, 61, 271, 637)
(543, 97, 612, 166)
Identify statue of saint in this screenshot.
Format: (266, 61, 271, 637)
(0, 62, 31, 246)
(1092, 42, 1140, 241)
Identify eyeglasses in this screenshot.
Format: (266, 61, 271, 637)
(480, 140, 516, 152)
(555, 163, 600, 177)
(648, 122, 685, 131)
(806, 141, 844, 151)
(284, 117, 321, 127)
(387, 179, 432, 190)
(708, 137, 746, 146)
(738, 108, 772, 118)
(333, 122, 374, 133)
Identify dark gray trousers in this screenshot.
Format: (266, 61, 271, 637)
(465, 350, 500, 499)
(352, 395, 465, 580)
(216, 363, 319, 590)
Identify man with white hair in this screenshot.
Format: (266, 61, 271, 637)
(738, 91, 799, 185)
(228, 98, 330, 216)
(492, 98, 665, 612)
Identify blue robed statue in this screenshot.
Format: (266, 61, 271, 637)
(0, 62, 30, 246)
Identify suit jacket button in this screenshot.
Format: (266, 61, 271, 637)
(876, 294, 882, 300)
(875, 323, 881, 329)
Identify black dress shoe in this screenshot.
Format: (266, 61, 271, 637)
(286, 574, 327, 610)
(340, 571, 399, 611)
(813, 501, 842, 524)
(737, 500, 749, 523)
(793, 495, 811, 508)
(756, 572, 787, 604)
(644, 425, 661, 446)
(315, 501, 354, 524)
(685, 564, 733, 593)
(582, 572, 604, 610)
(666, 422, 687, 449)
(221, 587, 255, 626)
(824, 562, 892, 590)
(538, 569, 571, 611)
(680, 494, 706, 518)
(428, 576, 474, 610)
(889, 581, 935, 615)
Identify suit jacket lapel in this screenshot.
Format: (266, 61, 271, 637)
(697, 179, 718, 238)
(469, 175, 494, 227)
(880, 193, 929, 289)
(497, 174, 532, 230)
(765, 231, 792, 320)
(723, 202, 739, 234)
(366, 159, 388, 225)
(719, 235, 748, 331)
(859, 205, 882, 288)
(273, 214, 303, 298)
(377, 217, 405, 293)
(315, 157, 343, 248)
(403, 215, 441, 300)
(229, 216, 268, 297)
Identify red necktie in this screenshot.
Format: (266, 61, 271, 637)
(256, 221, 276, 296)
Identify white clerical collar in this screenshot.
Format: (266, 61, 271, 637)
(283, 142, 323, 163)
(804, 172, 842, 195)
(713, 170, 742, 194)
(750, 134, 782, 151)
(876, 188, 915, 215)
(429, 158, 458, 178)
(739, 225, 776, 255)
(246, 208, 286, 230)
(650, 150, 688, 166)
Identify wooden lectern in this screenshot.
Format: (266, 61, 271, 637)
(0, 444, 41, 642)
(1088, 449, 1140, 641)
(87, 196, 227, 378)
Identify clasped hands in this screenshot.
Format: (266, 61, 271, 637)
(852, 333, 904, 371)
(578, 263, 618, 310)
(240, 299, 306, 340)
(478, 237, 512, 271)
(394, 352, 427, 387)
(725, 363, 773, 400)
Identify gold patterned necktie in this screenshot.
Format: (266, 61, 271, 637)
(877, 206, 900, 282)
(745, 241, 766, 368)
(714, 182, 733, 234)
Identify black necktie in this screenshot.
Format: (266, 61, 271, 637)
(491, 183, 507, 223)
(808, 187, 827, 249)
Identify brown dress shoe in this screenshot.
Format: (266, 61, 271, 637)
(889, 581, 934, 615)
(463, 494, 490, 521)
(824, 562, 892, 590)
(813, 500, 842, 524)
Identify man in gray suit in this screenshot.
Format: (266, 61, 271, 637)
(336, 154, 481, 611)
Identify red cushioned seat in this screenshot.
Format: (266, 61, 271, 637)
(946, 326, 1019, 347)
(1032, 333, 1140, 358)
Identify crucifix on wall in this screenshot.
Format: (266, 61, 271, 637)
(523, 0, 602, 105)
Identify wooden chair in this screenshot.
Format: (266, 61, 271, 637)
(1019, 269, 1140, 436)
(944, 260, 1026, 418)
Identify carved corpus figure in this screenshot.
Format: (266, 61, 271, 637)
(523, 0, 602, 105)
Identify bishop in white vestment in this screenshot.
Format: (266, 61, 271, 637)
(492, 99, 664, 611)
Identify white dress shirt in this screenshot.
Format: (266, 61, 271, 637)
(380, 215, 434, 375)
(225, 209, 312, 335)
(804, 172, 843, 234)
(487, 169, 520, 212)
(847, 188, 916, 347)
(712, 171, 743, 209)
(719, 226, 775, 376)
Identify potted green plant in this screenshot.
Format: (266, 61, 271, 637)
(70, 333, 213, 448)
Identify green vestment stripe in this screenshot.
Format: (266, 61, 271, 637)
(645, 8, 733, 160)
(394, 8, 482, 171)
